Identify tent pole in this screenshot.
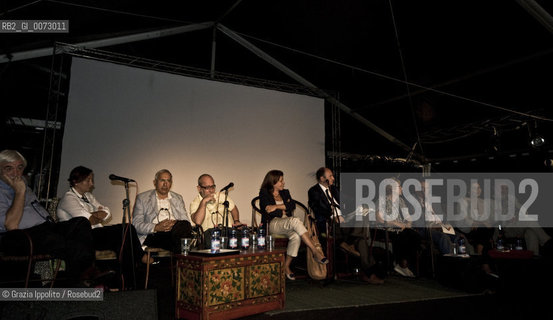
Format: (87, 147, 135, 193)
(0, 22, 214, 64)
(217, 24, 417, 157)
(515, 0, 553, 35)
(210, 25, 217, 78)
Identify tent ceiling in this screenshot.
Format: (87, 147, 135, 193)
(1, 0, 553, 163)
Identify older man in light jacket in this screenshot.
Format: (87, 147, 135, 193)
(132, 169, 192, 253)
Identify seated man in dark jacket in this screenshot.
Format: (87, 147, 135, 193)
(308, 167, 359, 256)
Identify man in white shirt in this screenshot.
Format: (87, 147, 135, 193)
(190, 174, 244, 248)
(57, 165, 151, 288)
(132, 169, 192, 253)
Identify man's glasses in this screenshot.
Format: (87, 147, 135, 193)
(31, 200, 54, 223)
(199, 185, 216, 190)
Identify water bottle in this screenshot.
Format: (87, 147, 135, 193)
(458, 238, 467, 255)
(229, 227, 238, 249)
(496, 239, 504, 251)
(211, 227, 221, 253)
(241, 227, 250, 250)
(515, 239, 523, 250)
(257, 224, 266, 250)
(496, 224, 504, 251)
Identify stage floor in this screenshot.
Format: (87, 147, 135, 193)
(2, 255, 552, 320)
(1, 274, 551, 320)
(241, 271, 552, 320)
(266, 275, 475, 316)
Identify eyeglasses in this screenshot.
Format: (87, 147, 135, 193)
(31, 200, 54, 223)
(199, 185, 216, 190)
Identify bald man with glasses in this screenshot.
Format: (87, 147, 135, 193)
(190, 174, 243, 248)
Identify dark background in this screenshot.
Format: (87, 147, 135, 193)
(2, 0, 553, 176)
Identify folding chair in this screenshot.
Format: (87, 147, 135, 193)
(0, 229, 62, 288)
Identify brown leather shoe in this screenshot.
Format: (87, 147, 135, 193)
(361, 273, 384, 285)
(81, 266, 116, 283)
(142, 254, 155, 264)
(340, 242, 361, 257)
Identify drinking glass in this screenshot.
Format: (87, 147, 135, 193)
(181, 238, 192, 255)
(220, 236, 228, 249)
(268, 235, 275, 250)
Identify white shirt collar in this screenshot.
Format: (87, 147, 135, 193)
(71, 187, 84, 198)
(156, 191, 172, 200)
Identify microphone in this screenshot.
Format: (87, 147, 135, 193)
(109, 174, 135, 183)
(220, 182, 234, 192)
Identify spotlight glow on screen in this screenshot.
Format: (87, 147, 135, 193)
(58, 57, 325, 226)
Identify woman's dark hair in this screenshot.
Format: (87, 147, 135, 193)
(260, 170, 283, 192)
(68, 166, 93, 186)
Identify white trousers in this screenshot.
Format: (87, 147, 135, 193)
(269, 216, 307, 257)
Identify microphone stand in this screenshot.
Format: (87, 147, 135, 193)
(327, 187, 339, 281)
(222, 189, 230, 238)
(327, 187, 361, 285)
(121, 181, 136, 289)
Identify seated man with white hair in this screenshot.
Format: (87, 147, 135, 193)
(0, 149, 106, 286)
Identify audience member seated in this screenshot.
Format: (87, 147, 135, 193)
(456, 181, 498, 277)
(495, 184, 552, 257)
(414, 179, 456, 255)
(349, 226, 386, 284)
(57, 166, 153, 288)
(377, 177, 421, 278)
(458, 181, 495, 256)
(259, 169, 328, 281)
(132, 169, 193, 253)
(0, 150, 106, 287)
(190, 173, 245, 248)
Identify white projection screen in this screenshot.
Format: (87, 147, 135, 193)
(57, 57, 325, 227)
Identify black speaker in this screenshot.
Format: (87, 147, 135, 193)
(436, 255, 489, 293)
